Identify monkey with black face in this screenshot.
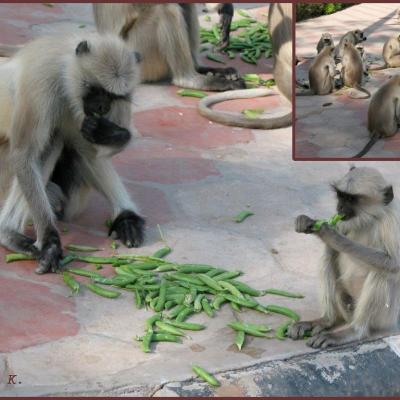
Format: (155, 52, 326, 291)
(355, 44, 368, 76)
(93, 4, 244, 92)
(0, 29, 145, 274)
(289, 167, 400, 348)
(370, 34, 400, 71)
(335, 29, 367, 62)
(317, 33, 334, 54)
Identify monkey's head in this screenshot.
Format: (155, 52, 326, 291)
(69, 34, 141, 119)
(321, 33, 333, 46)
(353, 29, 367, 43)
(331, 167, 394, 227)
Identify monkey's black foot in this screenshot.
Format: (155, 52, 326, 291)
(306, 332, 341, 349)
(208, 77, 246, 91)
(36, 228, 63, 274)
(0, 229, 39, 256)
(295, 215, 316, 234)
(197, 66, 239, 81)
(287, 321, 314, 340)
(108, 210, 145, 248)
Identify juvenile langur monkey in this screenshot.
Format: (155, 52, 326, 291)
(335, 29, 366, 62)
(317, 33, 335, 54)
(369, 34, 400, 71)
(92, 4, 244, 91)
(0, 29, 145, 274)
(198, 3, 292, 129)
(353, 75, 400, 158)
(355, 44, 368, 76)
(289, 166, 400, 348)
(297, 45, 336, 96)
(341, 39, 371, 99)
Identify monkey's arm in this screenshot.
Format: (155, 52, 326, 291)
(295, 215, 399, 273)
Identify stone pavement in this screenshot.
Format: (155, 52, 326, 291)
(0, 3, 399, 397)
(295, 3, 400, 159)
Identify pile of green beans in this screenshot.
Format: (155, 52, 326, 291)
(5, 245, 304, 354)
(200, 17, 272, 65)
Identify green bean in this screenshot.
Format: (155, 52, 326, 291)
(60, 254, 77, 267)
(222, 293, 258, 308)
(219, 281, 245, 298)
(152, 246, 172, 258)
(228, 280, 263, 297)
(115, 266, 137, 277)
(141, 331, 153, 353)
(177, 89, 208, 99)
(145, 313, 162, 332)
(192, 365, 220, 387)
(156, 264, 177, 272)
(94, 276, 137, 287)
(212, 295, 226, 310)
(177, 281, 214, 294)
(164, 300, 176, 310)
(67, 268, 103, 279)
(165, 294, 185, 304)
(184, 290, 196, 307)
(155, 281, 167, 312)
(75, 256, 117, 264)
(145, 291, 158, 302)
(155, 321, 186, 336)
(254, 304, 269, 314)
(135, 289, 144, 309)
(265, 305, 300, 321)
(176, 306, 195, 322)
(169, 273, 203, 286)
(206, 53, 225, 64)
(214, 271, 242, 281)
(65, 244, 101, 252)
(212, 25, 220, 41)
(149, 297, 159, 310)
(168, 304, 186, 319)
(237, 9, 251, 18)
(127, 262, 159, 271)
(233, 210, 254, 222)
(5, 253, 35, 263)
(84, 283, 121, 299)
(163, 319, 206, 331)
(228, 321, 269, 337)
(136, 333, 182, 343)
(263, 288, 304, 299)
(275, 320, 292, 340)
(194, 294, 205, 312)
(166, 286, 188, 294)
(198, 274, 223, 291)
(201, 298, 214, 317)
(235, 330, 245, 350)
(177, 264, 214, 273)
(230, 302, 242, 312)
(63, 272, 80, 294)
(206, 268, 226, 277)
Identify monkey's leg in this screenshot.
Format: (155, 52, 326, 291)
(78, 157, 145, 248)
(387, 55, 400, 68)
(158, 5, 245, 91)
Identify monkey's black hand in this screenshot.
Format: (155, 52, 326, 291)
(295, 215, 316, 234)
(81, 116, 131, 147)
(108, 210, 145, 248)
(217, 4, 233, 50)
(36, 227, 63, 274)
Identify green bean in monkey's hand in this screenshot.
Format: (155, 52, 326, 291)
(312, 214, 344, 232)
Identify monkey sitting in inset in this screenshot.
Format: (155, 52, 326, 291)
(289, 166, 400, 348)
(369, 34, 400, 71)
(355, 44, 369, 76)
(317, 33, 335, 54)
(0, 28, 145, 274)
(335, 29, 367, 63)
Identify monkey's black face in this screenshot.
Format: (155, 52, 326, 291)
(335, 189, 358, 220)
(354, 30, 367, 42)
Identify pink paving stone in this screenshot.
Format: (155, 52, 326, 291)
(383, 134, 400, 152)
(0, 276, 78, 352)
(114, 141, 220, 184)
(69, 182, 173, 233)
(294, 141, 322, 159)
(134, 106, 254, 149)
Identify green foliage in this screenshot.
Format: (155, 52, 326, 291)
(296, 3, 356, 22)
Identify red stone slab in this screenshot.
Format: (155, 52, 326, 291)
(0, 276, 78, 352)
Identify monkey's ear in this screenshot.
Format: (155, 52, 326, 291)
(383, 185, 394, 205)
(133, 51, 142, 64)
(76, 41, 90, 56)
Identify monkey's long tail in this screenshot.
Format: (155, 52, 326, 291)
(352, 133, 380, 158)
(349, 84, 371, 99)
(369, 64, 387, 71)
(0, 44, 23, 57)
(198, 88, 292, 129)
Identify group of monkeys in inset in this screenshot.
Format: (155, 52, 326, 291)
(297, 28, 400, 157)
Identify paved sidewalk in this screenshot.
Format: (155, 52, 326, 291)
(295, 3, 400, 159)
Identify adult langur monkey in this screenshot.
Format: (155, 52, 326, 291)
(0, 27, 145, 274)
(198, 3, 292, 129)
(92, 4, 245, 91)
(341, 39, 371, 99)
(369, 34, 400, 71)
(317, 33, 335, 54)
(353, 75, 400, 158)
(335, 29, 367, 62)
(289, 166, 400, 348)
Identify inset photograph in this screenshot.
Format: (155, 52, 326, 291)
(295, 3, 400, 159)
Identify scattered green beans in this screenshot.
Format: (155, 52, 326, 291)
(228, 321, 269, 337)
(145, 313, 162, 332)
(136, 333, 182, 343)
(265, 305, 300, 321)
(155, 321, 186, 337)
(219, 280, 245, 299)
(198, 274, 223, 291)
(68, 268, 103, 279)
(233, 210, 254, 223)
(177, 264, 214, 273)
(235, 330, 245, 350)
(275, 320, 292, 340)
(201, 298, 214, 317)
(141, 331, 153, 352)
(176, 306, 195, 322)
(206, 53, 225, 64)
(192, 365, 220, 387)
(163, 320, 206, 331)
(63, 272, 80, 294)
(152, 246, 172, 258)
(214, 271, 242, 281)
(263, 288, 304, 299)
(84, 283, 121, 299)
(65, 244, 101, 252)
(177, 89, 208, 98)
(5, 253, 35, 263)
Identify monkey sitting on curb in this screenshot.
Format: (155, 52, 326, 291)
(288, 166, 400, 348)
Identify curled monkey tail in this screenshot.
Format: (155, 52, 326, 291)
(198, 88, 292, 129)
(0, 44, 23, 57)
(352, 132, 380, 158)
(349, 84, 371, 99)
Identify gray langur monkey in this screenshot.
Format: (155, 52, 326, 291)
(297, 45, 336, 96)
(369, 34, 400, 71)
(198, 3, 292, 129)
(289, 166, 400, 348)
(335, 29, 367, 62)
(341, 39, 371, 99)
(317, 33, 335, 54)
(355, 44, 368, 76)
(92, 3, 244, 92)
(0, 29, 146, 274)
(353, 75, 400, 158)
